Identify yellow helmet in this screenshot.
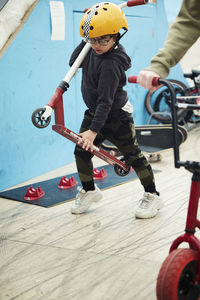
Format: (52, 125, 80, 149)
(80, 2, 128, 39)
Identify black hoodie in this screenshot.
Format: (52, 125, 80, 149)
(69, 40, 131, 133)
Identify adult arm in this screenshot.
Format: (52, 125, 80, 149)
(138, 0, 200, 89)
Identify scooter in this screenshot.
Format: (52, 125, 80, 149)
(31, 0, 150, 177)
(129, 75, 200, 300)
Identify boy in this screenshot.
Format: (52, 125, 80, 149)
(69, 2, 163, 218)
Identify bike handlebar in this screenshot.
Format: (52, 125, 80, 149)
(128, 75, 160, 86)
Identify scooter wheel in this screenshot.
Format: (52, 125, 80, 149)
(156, 248, 199, 300)
(32, 107, 51, 128)
(114, 157, 130, 176)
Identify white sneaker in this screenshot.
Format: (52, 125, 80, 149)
(135, 192, 164, 219)
(71, 185, 103, 214)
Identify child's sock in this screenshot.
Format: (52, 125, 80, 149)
(145, 182, 160, 196)
(82, 180, 95, 192)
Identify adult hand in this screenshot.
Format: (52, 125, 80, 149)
(137, 70, 161, 92)
(78, 129, 97, 152)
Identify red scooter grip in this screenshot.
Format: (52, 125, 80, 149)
(128, 75, 160, 86)
(84, 0, 148, 12)
(127, 0, 148, 7)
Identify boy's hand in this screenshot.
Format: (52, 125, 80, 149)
(78, 130, 97, 152)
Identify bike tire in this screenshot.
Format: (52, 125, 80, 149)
(156, 248, 199, 300)
(145, 79, 187, 124)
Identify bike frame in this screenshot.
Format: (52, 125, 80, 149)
(128, 75, 200, 282)
(168, 74, 200, 120)
(165, 79, 200, 283)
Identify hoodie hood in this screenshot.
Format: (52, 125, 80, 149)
(100, 43, 131, 71)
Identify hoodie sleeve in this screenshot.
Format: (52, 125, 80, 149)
(69, 40, 87, 67)
(89, 60, 121, 133)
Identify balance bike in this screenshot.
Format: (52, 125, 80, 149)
(129, 75, 200, 300)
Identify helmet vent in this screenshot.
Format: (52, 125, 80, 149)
(82, 2, 106, 38)
(81, 2, 128, 39)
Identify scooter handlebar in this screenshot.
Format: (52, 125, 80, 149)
(127, 0, 148, 7)
(86, 0, 149, 12)
(128, 75, 161, 86)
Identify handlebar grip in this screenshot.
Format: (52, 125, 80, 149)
(127, 0, 148, 7)
(128, 75, 161, 86)
(128, 75, 137, 83)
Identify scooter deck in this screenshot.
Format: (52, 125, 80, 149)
(101, 124, 187, 154)
(52, 124, 129, 172)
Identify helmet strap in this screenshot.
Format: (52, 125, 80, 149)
(113, 30, 128, 48)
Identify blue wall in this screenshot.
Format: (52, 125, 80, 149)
(0, 0, 186, 191)
(164, 0, 182, 23)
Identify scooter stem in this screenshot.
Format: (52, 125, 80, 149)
(63, 42, 91, 84)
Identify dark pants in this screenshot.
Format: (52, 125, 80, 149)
(74, 109, 157, 193)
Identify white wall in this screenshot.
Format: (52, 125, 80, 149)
(0, 0, 36, 51)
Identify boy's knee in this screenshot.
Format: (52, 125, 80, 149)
(74, 145, 92, 161)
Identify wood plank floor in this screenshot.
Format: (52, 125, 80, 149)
(0, 125, 199, 300)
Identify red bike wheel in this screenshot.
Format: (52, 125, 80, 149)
(156, 248, 199, 300)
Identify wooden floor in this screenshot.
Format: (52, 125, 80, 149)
(0, 125, 199, 300)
